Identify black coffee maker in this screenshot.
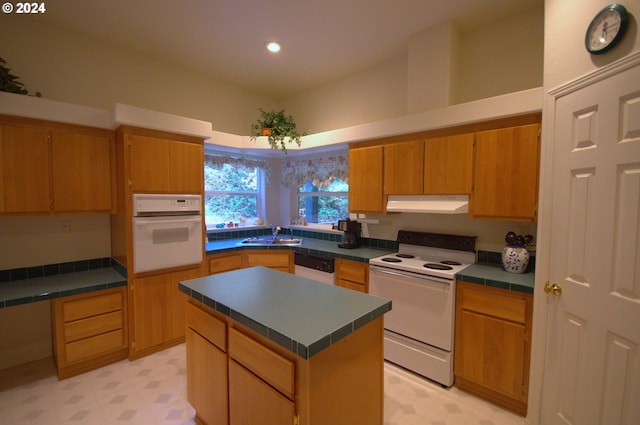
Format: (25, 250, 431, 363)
(337, 218, 361, 249)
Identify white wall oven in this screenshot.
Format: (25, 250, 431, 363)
(369, 231, 476, 387)
(132, 194, 203, 274)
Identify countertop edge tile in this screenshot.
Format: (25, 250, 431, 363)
(181, 267, 392, 360)
(0, 268, 128, 308)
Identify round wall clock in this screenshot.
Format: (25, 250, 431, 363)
(585, 4, 629, 55)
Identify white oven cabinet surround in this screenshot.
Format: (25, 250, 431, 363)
(179, 266, 391, 425)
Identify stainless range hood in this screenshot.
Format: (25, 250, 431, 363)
(386, 195, 469, 214)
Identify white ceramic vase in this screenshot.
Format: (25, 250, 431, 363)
(501, 246, 530, 274)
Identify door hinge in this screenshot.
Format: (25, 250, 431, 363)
(127, 136, 131, 146)
(128, 179, 132, 189)
(132, 340, 136, 349)
(524, 330, 529, 342)
(293, 412, 299, 425)
(522, 383, 527, 396)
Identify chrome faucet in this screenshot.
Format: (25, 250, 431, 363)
(270, 224, 281, 241)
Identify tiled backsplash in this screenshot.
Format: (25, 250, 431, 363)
(0, 257, 125, 283)
(477, 249, 536, 273)
(208, 227, 398, 251)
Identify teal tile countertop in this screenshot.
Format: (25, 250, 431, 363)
(456, 263, 535, 294)
(206, 237, 393, 263)
(179, 266, 392, 360)
(0, 268, 127, 308)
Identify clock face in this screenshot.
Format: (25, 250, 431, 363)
(585, 4, 629, 54)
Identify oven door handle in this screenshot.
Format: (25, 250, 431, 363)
(369, 265, 453, 285)
(134, 217, 202, 227)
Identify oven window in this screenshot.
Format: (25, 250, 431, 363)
(297, 179, 348, 224)
(204, 161, 265, 228)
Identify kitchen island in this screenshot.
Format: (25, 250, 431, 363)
(179, 266, 391, 425)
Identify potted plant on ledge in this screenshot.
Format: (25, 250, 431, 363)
(250, 108, 307, 152)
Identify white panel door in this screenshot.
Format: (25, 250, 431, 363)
(541, 61, 640, 425)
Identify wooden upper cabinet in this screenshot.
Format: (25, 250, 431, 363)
(384, 140, 424, 195)
(424, 133, 474, 194)
(128, 133, 203, 194)
(51, 128, 115, 213)
(470, 124, 540, 221)
(348, 145, 384, 214)
(129, 135, 171, 192)
(0, 122, 51, 213)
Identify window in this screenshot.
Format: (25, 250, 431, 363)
(204, 157, 266, 228)
(297, 179, 348, 224)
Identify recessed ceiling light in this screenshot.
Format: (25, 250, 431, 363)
(265, 41, 281, 53)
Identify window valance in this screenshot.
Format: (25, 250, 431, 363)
(282, 155, 348, 188)
(204, 154, 272, 187)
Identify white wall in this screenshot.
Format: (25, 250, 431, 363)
(456, 5, 544, 103)
(0, 18, 276, 136)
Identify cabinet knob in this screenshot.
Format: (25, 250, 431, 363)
(544, 281, 562, 296)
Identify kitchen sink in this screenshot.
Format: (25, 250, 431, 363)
(240, 237, 303, 246)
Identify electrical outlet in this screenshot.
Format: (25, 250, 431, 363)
(60, 219, 71, 233)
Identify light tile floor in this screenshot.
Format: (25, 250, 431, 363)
(0, 344, 525, 425)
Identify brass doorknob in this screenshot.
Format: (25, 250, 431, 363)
(544, 281, 562, 296)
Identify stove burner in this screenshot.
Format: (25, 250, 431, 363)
(423, 263, 453, 270)
(396, 254, 414, 258)
(381, 257, 402, 263)
(440, 260, 461, 266)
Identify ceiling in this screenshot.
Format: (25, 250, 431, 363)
(33, 0, 541, 99)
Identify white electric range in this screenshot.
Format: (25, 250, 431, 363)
(369, 230, 476, 387)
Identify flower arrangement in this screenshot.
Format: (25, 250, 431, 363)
(250, 108, 307, 152)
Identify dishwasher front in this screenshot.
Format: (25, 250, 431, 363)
(293, 252, 335, 285)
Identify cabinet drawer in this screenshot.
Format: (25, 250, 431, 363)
(336, 259, 367, 283)
(65, 329, 125, 363)
(64, 311, 123, 343)
(459, 283, 527, 324)
(209, 252, 243, 274)
(186, 302, 227, 351)
(63, 292, 122, 322)
(228, 327, 294, 400)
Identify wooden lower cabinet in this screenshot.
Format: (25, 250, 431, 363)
(244, 249, 293, 273)
(229, 359, 295, 425)
(335, 258, 368, 293)
(208, 250, 294, 275)
(51, 287, 128, 379)
(209, 251, 244, 274)
(186, 299, 229, 424)
(186, 299, 384, 425)
(454, 281, 533, 415)
(130, 266, 204, 359)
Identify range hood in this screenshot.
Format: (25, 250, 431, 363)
(386, 195, 469, 214)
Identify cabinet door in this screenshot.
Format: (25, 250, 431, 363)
(131, 267, 203, 357)
(424, 133, 474, 194)
(50, 128, 115, 212)
(335, 259, 368, 293)
(456, 310, 526, 401)
(245, 250, 292, 273)
(348, 145, 384, 213)
(170, 141, 203, 193)
(186, 328, 229, 425)
(129, 134, 172, 192)
(131, 273, 172, 353)
(0, 123, 50, 213)
(129, 134, 203, 194)
(229, 359, 295, 425)
(471, 124, 540, 220)
(384, 140, 424, 194)
(209, 252, 244, 274)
